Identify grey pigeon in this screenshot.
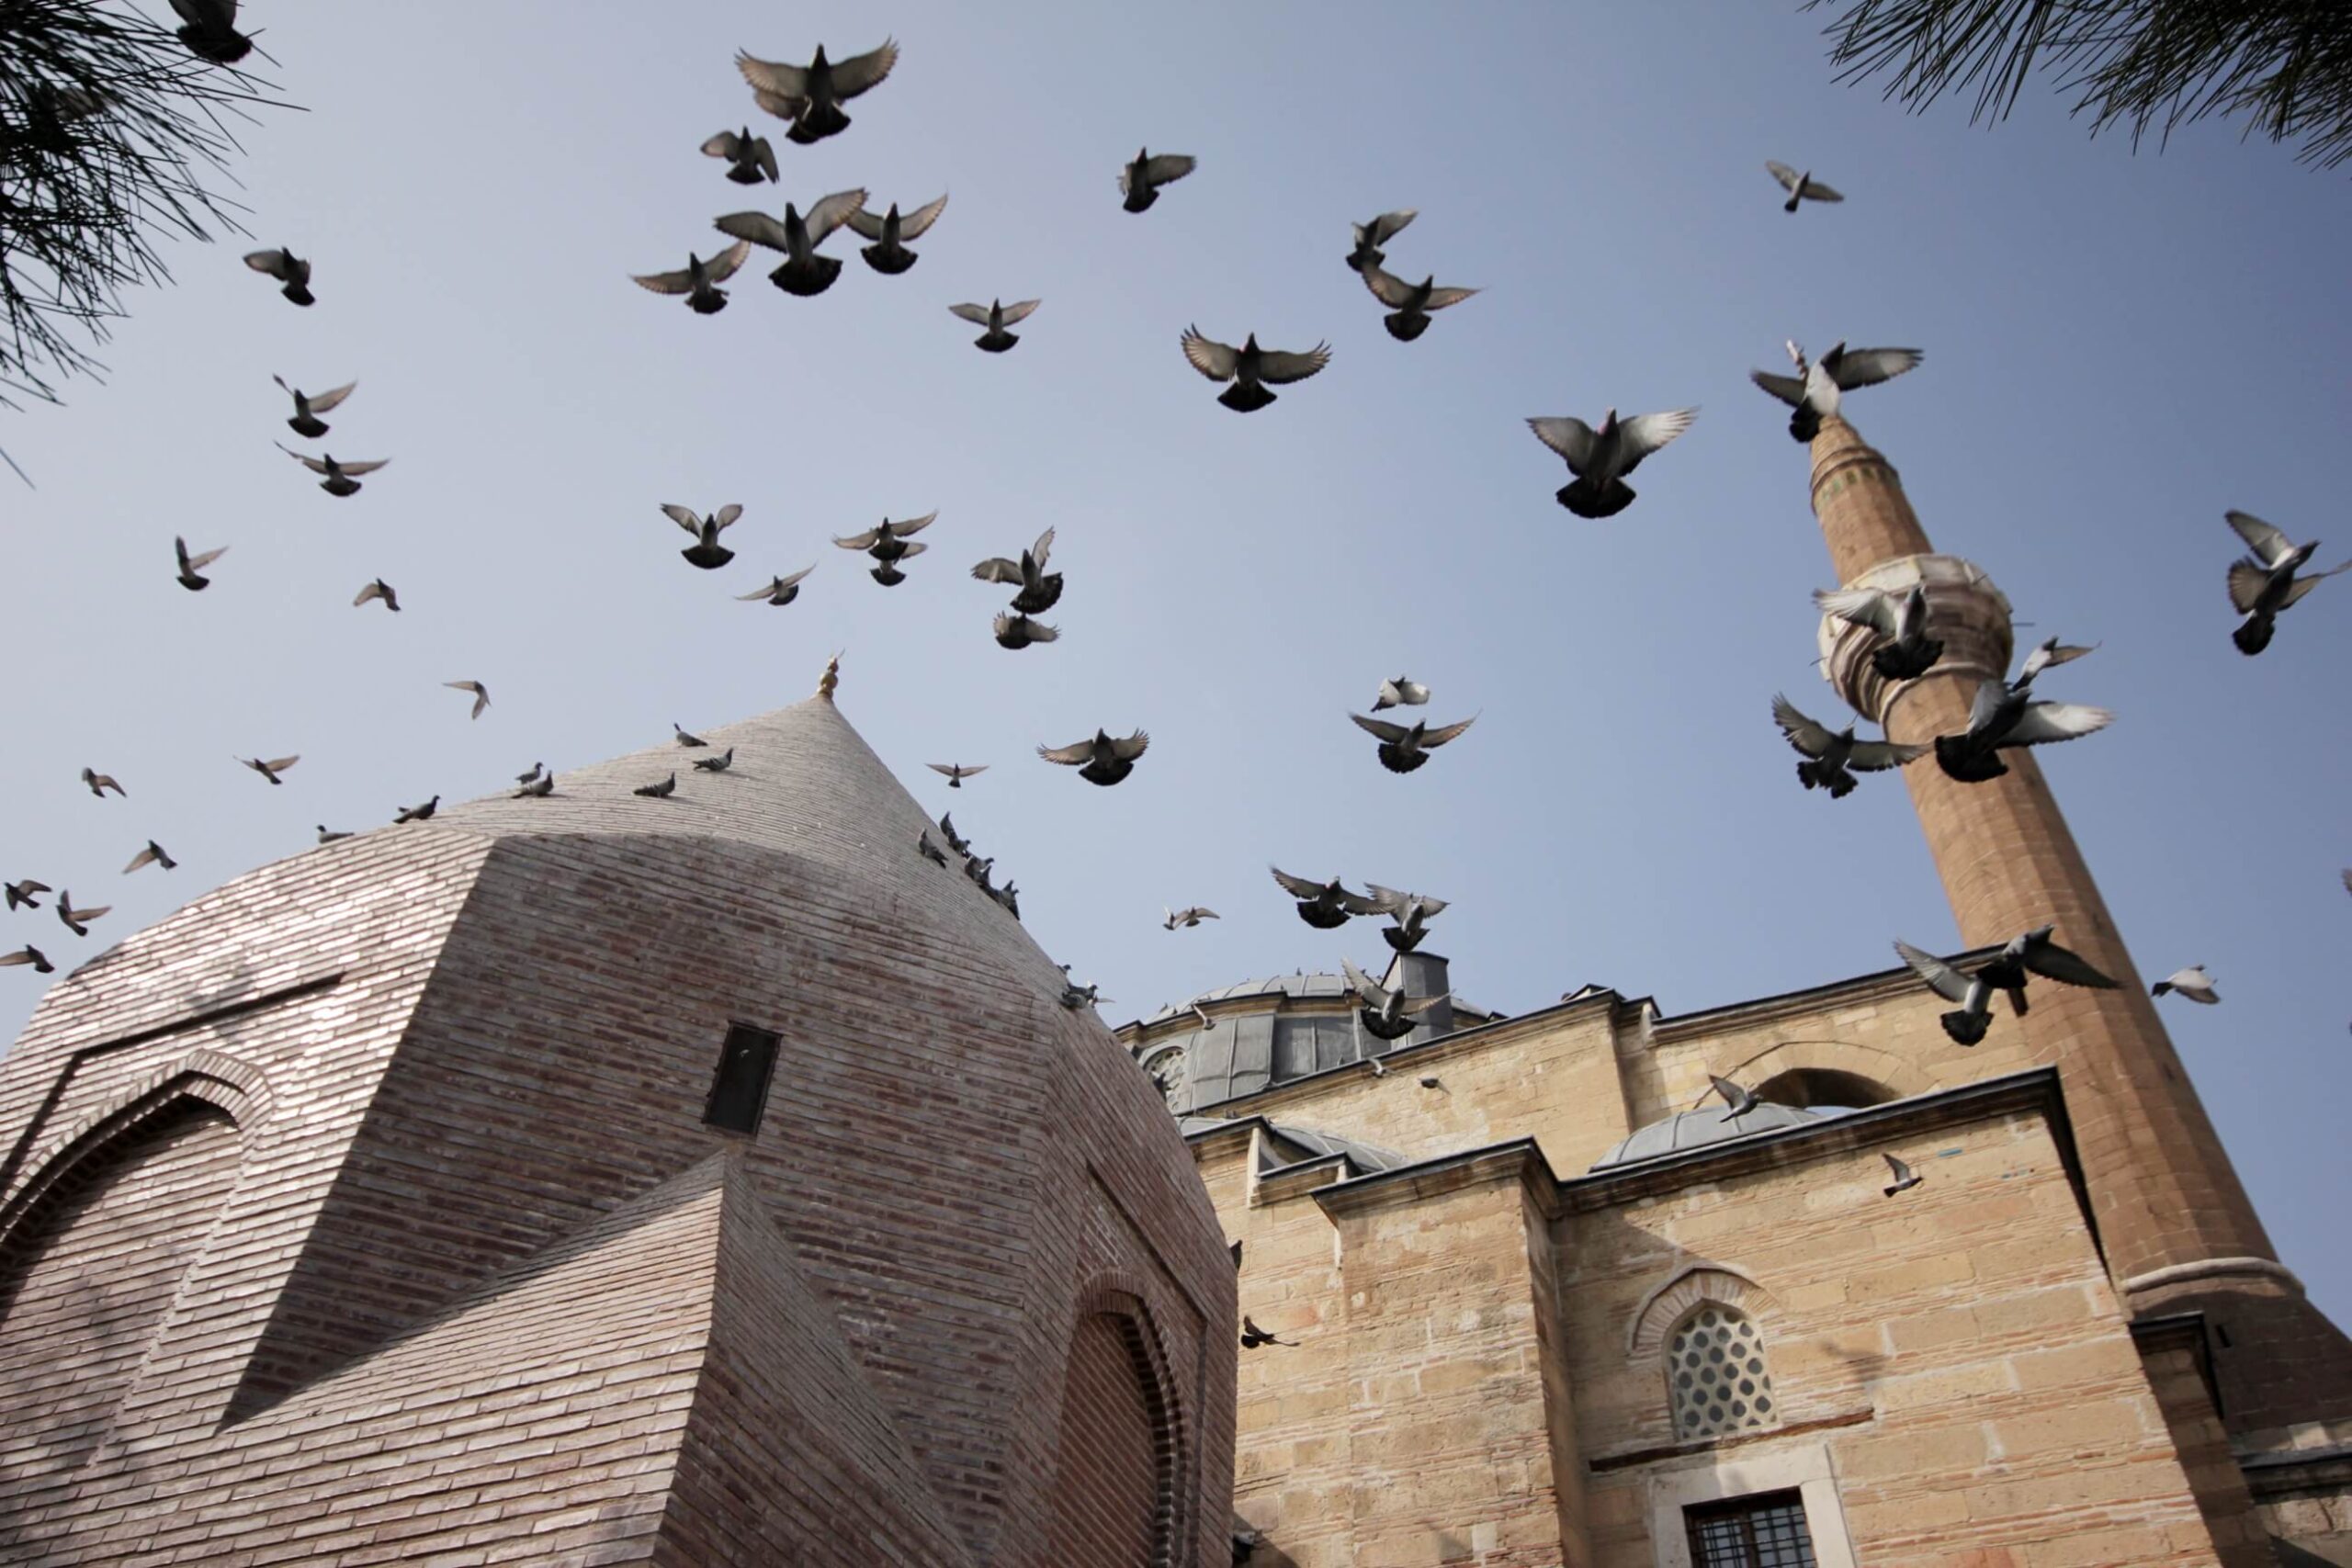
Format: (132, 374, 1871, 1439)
(673, 724, 708, 748)
(1894, 940, 1997, 1044)
(55, 891, 108, 937)
(1163, 906, 1218, 930)
(735, 40, 899, 144)
(1765, 161, 1843, 212)
(972, 527, 1061, 613)
(1882, 1153, 1923, 1197)
(175, 536, 227, 591)
(1709, 1073, 1759, 1122)
(1770, 693, 1925, 798)
(693, 747, 735, 773)
(238, 753, 299, 785)
(273, 375, 356, 438)
(964, 853, 996, 892)
(2223, 511, 2346, 655)
(665, 503, 741, 569)
(2015, 637, 2098, 686)
(837, 510, 937, 584)
(737, 567, 816, 606)
(938, 813, 971, 855)
(1750, 340, 1920, 442)
(393, 795, 439, 823)
(1239, 1316, 1294, 1349)
(844, 194, 946, 274)
(1355, 261, 1479, 343)
(1346, 209, 1416, 270)
(515, 761, 546, 784)
(1039, 728, 1148, 786)
(700, 127, 778, 185)
(926, 763, 987, 788)
(1059, 979, 1111, 1010)
(1343, 956, 1442, 1041)
(1350, 711, 1476, 774)
(445, 681, 491, 720)
(243, 247, 312, 306)
(278, 444, 387, 497)
(124, 840, 176, 874)
(1526, 407, 1697, 518)
(1270, 867, 1379, 931)
(950, 299, 1040, 353)
(353, 578, 401, 612)
(1119, 149, 1196, 213)
(1973, 924, 2120, 1019)
(2152, 964, 2219, 1004)
(6, 879, 50, 911)
(918, 832, 950, 866)
(171, 0, 252, 63)
(514, 773, 555, 799)
(1815, 582, 1942, 680)
(1934, 668, 2110, 784)
(992, 880, 1021, 919)
(1181, 328, 1330, 412)
(316, 825, 352, 843)
(0, 945, 54, 975)
(1364, 886, 1447, 953)
(993, 612, 1059, 649)
(631, 241, 753, 315)
(716, 189, 868, 295)
(1372, 676, 1430, 712)
(81, 767, 126, 798)
(633, 773, 678, 800)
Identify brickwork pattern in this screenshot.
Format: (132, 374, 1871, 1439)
(1051, 1312, 1170, 1565)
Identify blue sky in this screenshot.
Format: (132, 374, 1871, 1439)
(4, 1, 2347, 1318)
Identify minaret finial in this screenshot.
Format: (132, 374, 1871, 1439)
(817, 650, 842, 702)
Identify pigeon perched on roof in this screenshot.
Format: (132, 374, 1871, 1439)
(1882, 1153, 1923, 1197)
(444, 681, 491, 720)
(1350, 712, 1476, 774)
(1342, 956, 1442, 1041)
(665, 504, 741, 570)
(633, 773, 678, 800)
(700, 127, 778, 185)
(673, 724, 708, 748)
(171, 0, 252, 63)
(1119, 149, 1196, 212)
(243, 247, 312, 306)
(1239, 1316, 1295, 1349)
(992, 881, 1021, 920)
(353, 578, 400, 613)
(917, 832, 950, 867)
(81, 768, 125, 798)
(1526, 408, 1697, 518)
(515, 762, 545, 786)
(993, 612, 1059, 649)
(927, 763, 987, 788)
(1709, 1074, 1759, 1122)
(277, 445, 387, 497)
(1270, 868, 1379, 931)
(844, 194, 946, 274)
(238, 753, 299, 784)
(1355, 261, 1479, 343)
(715, 189, 867, 296)
(6, 879, 50, 911)
(514, 772, 554, 799)
(272, 375, 356, 439)
(56, 891, 108, 937)
(936, 814, 971, 856)
(316, 826, 351, 843)
(1039, 728, 1148, 786)
(737, 567, 815, 606)
(393, 795, 439, 824)
(950, 299, 1041, 354)
(1750, 341, 1921, 442)
(1814, 582, 1942, 681)
(1163, 906, 1218, 930)
(1346, 209, 1417, 270)
(972, 527, 1061, 614)
(631, 241, 753, 315)
(1059, 979, 1111, 1010)
(1934, 671, 2111, 783)
(1372, 677, 1430, 712)
(1770, 694, 1925, 798)
(1181, 328, 1330, 412)
(1364, 886, 1448, 953)
(2152, 965, 2219, 1004)
(963, 853, 996, 893)
(175, 536, 227, 592)
(123, 840, 176, 874)
(735, 40, 899, 144)
(2222, 510, 2346, 655)
(1765, 161, 1843, 212)
(0, 946, 54, 975)
(692, 747, 735, 773)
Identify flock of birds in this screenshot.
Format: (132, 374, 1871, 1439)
(8, 12, 2346, 1254)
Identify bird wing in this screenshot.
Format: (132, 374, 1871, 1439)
(734, 51, 808, 102)
(1351, 713, 1411, 742)
(1525, 417, 1597, 468)
(123, 846, 157, 873)
(701, 130, 745, 160)
(277, 444, 329, 474)
(2021, 938, 2119, 989)
(712, 503, 743, 529)
(1765, 160, 1801, 191)
(1138, 153, 1196, 187)
(2004, 702, 2112, 746)
(803, 187, 869, 243)
(1770, 694, 1836, 758)
(1028, 526, 1055, 569)
(835, 527, 884, 550)
(1270, 866, 1327, 899)
(996, 299, 1042, 326)
(1363, 209, 1417, 247)
(1339, 957, 1388, 1007)
(1749, 368, 1805, 406)
(661, 503, 704, 535)
(72, 902, 111, 921)
(305, 380, 357, 413)
(1108, 729, 1150, 761)
(1804, 179, 1845, 201)
(1361, 884, 1409, 915)
(243, 249, 290, 277)
(1813, 584, 1897, 636)
(1828, 347, 1921, 389)
(0, 950, 40, 967)
(1418, 715, 1477, 749)
(714, 210, 793, 252)
(895, 192, 949, 239)
(1037, 739, 1097, 765)
(1884, 1153, 1913, 1181)
(1255, 343, 1330, 384)
(844, 205, 887, 239)
(1357, 263, 1418, 308)
(336, 459, 390, 476)
(1894, 939, 1976, 1003)
(949, 303, 995, 326)
(264, 755, 300, 773)
(2280, 570, 2343, 608)
(892, 509, 939, 537)
(632, 267, 696, 295)
(2225, 510, 2294, 567)
(1618, 407, 1699, 459)
(754, 139, 780, 183)
(971, 556, 1023, 583)
(829, 38, 899, 98)
(775, 564, 816, 588)
(1962, 677, 2008, 734)
(926, 763, 959, 777)
(1181, 328, 1239, 382)
(707, 239, 752, 281)
(2018, 638, 2096, 682)
(1419, 286, 1479, 311)
(737, 581, 785, 600)
(1848, 739, 1928, 772)
(2225, 557, 2273, 613)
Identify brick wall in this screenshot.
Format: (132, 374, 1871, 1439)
(1052, 1312, 1172, 1565)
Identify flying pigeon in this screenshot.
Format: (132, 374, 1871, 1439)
(1059, 979, 1111, 1010)
(737, 567, 816, 606)
(2152, 965, 2219, 1004)
(1770, 694, 1926, 798)
(1765, 161, 1843, 212)
(1239, 1316, 1295, 1349)
(444, 681, 491, 720)
(0, 946, 54, 975)
(665, 503, 741, 570)
(238, 753, 299, 784)
(844, 194, 947, 274)
(927, 763, 987, 788)
(735, 40, 899, 144)
(1039, 728, 1149, 786)
(272, 375, 356, 439)
(316, 825, 352, 843)
(243, 247, 312, 306)
(81, 768, 125, 798)
(6, 879, 50, 911)
(993, 612, 1059, 649)
(513, 773, 555, 798)
(1882, 1153, 1923, 1197)
(972, 527, 1061, 613)
(277, 445, 387, 497)
(353, 578, 401, 613)
(837, 510, 938, 584)
(1349, 711, 1476, 774)
(1372, 677, 1430, 712)
(2223, 511, 2346, 655)
(673, 724, 707, 748)
(1973, 925, 2120, 1017)
(1709, 1073, 1759, 1122)
(1181, 328, 1330, 412)
(1346, 209, 1417, 270)
(715, 189, 868, 295)
(393, 795, 439, 823)
(123, 840, 176, 874)
(700, 127, 778, 185)
(1342, 956, 1442, 1041)
(633, 773, 678, 800)
(1355, 262, 1479, 343)
(1934, 672, 2111, 783)
(1270, 868, 1379, 931)
(950, 299, 1040, 354)
(1814, 582, 1942, 680)
(692, 747, 735, 773)
(1894, 940, 1996, 1044)
(170, 0, 251, 63)
(938, 814, 971, 855)
(175, 536, 227, 591)
(1526, 408, 1698, 518)
(1163, 907, 1218, 930)
(2016, 637, 2098, 687)
(1119, 149, 1196, 212)
(1364, 886, 1448, 953)
(56, 891, 108, 937)
(1750, 341, 1921, 442)
(630, 241, 753, 315)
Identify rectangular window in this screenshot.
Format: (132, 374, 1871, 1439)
(703, 1023, 780, 1135)
(1685, 1491, 1817, 1568)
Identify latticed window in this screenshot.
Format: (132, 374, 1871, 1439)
(1684, 1491, 1816, 1567)
(1666, 1304, 1777, 1439)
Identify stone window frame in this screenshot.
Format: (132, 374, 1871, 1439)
(1646, 1441, 1860, 1568)
(1065, 1278, 1193, 1568)
(1664, 1303, 1780, 1441)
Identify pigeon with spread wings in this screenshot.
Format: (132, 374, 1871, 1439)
(1120, 149, 1196, 212)
(666, 503, 741, 570)
(1770, 694, 1925, 798)
(845, 194, 946, 274)
(1270, 868, 1380, 930)
(1356, 261, 1479, 343)
(277, 445, 387, 497)
(926, 763, 987, 788)
(715, 189, 867, 296)
(2222, 510, 2346, 655)
(1364, 886, 1447, 953)
(175, 536, 227, 592)
(1933, 670, 2110, 783)
(1526, 408, 1697, 518)
(738, 568, 815, 607)
(735, 40, 899, 144)
(1751, 341, 1920, 442)
(950, 299, 1040, 354)
(273, 375, 356, 438)
(632, 241, 752, 315)
(1181, 328, 1330, 412)
(837, 510, 937, 585)
(444, 682, 491, 721)
(993, 613, 1058, 649)
(1350, 711, 1476, 774)
(700, 128, 778, 186)
(971, 527, 1061, 613)
(1343, 957, 1443, 1042)
(1346, 209, 1417, 270)
(243, 247, 312, 306)
(1765, 161, 1843, 212)
(1039, 729, 1148, 787)
(1815, 581, 1942, 680)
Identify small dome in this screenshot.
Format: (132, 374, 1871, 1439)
(1589, 1102, 1823, 1170)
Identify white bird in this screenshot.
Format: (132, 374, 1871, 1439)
(1372, 677, 1430, 712)
(2223, 510, 2346, 656)
(2152, 965, 2220, 1005)
(1815, 581, 1943, 680)
(1750, 340, 1920, 442)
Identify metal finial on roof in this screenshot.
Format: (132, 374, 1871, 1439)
(817, 650, 842, 701)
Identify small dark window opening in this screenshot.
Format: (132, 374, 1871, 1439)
(1685, 1490, 1817, 1568)
(2214, 1323, 2233, 1349)
(704, 1023, 780, 1135)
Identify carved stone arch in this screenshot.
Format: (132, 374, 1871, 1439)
(1052, 1274, 1192, 1568)
(1720, 1038, 1931, 1111)
(1629, 1262, 1779, 1360)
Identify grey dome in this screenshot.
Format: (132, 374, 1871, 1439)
(1589, 1102, 1823, 1170)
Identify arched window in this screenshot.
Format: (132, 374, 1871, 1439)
(1667, 1303, 1779, 1441)
(1050, 1288, 1186, 1568)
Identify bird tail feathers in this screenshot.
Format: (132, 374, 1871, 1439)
(1555, 477, 1634, 518)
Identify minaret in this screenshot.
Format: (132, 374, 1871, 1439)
(1807, 415, 2352, 1438)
